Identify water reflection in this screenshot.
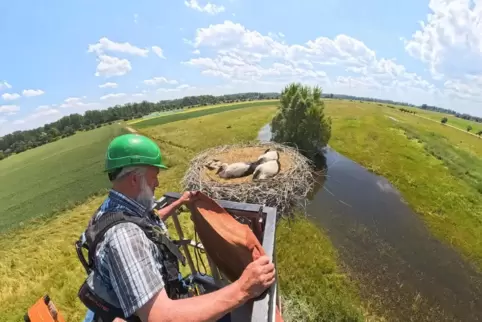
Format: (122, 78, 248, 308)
(258, 124, 482, 322)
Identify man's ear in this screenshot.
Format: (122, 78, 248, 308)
(129, 172, 141, 187)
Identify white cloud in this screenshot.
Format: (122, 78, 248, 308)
(36, 105, 51, 111)
(0, 81, 12, 91)
(60, 97, 96, 109)
(143, 77, 178, 86)
(22, 89, 45, 97)
(2, 93, 21, 101)
(31, 108, 59, 118)
(185, 21, 439, 96)
(404, 0, 482, 79)
(0, 118, 6, 125)
(152, 46, 166, 59)
(134, 13, 139, 24)
(95, 55, 132, 77)
(0, 105, 20, 113)
(402, 0, 482, 107)
(100, 93, 127, 100)
(184, 0, 225, 14)
(87, 38, 149, 78)
(193, 49, 201, 55)
(157, 84, 196, 92)
(177, 20, 482, 113)
(12, 108, 60, 126)
(88, 37, 149, 57)
(99, 82, 118, 88)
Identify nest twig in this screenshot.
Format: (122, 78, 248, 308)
(181, 142, 316, 218)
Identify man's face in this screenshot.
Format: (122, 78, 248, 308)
(133, 166, 160, 209)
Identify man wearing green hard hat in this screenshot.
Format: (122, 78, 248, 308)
(78, 132, 198, 322)
(78, 133, 276, 322)
(104, 133, 172, 210)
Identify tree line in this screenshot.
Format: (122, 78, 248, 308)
(0, 92, 279, 159)
(2, 90, 481, 160)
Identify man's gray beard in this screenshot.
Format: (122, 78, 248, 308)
(135, 175, 155, 210)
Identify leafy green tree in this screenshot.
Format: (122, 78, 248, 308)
(48, 127, 61, 138)
(441, 117, 448, 124)
(63, 126, 75, 136)
(467, 125, 473, 132)
(271, 83, 332, 160)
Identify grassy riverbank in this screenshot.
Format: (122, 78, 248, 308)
(324, 100, 482, 270)
(0, 103, 370, 321)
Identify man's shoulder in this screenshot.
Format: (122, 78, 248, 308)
(102, 221, 150, 248)
(95, 221, 161, 272)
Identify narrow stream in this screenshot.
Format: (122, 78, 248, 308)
(258, 124, 482, 322)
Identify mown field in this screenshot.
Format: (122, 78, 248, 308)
(127, 99, 276, 125)
(133, 100, 277, 129)
(0, 103, 372, 322)
(325, 100, 482, 270)
(0, 124, 126, 232)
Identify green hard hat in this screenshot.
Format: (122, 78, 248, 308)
(105, 133, 167, 173)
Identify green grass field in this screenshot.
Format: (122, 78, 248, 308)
(387, 103, 482, 134)
(324, 100, 482, 269)
(0, 104, 373, 322)
(0, 124, 126, 232)
(133, 100, 277, 129)
(127, 99, 276, 125)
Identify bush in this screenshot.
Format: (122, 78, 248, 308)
(271, 83, 332, 160)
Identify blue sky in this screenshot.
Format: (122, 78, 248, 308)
(1, 0, 481, 136)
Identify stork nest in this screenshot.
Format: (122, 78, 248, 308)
(181, 142, 316, 218)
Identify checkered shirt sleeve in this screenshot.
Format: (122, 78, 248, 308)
(105, 222, 166, 317)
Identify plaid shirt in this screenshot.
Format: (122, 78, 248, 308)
(85, 189, 168, 318)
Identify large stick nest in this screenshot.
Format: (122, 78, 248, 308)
(181, 142, 316, 218)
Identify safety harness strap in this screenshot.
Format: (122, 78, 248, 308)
(84, 211, 186, 270)
(77, 211, 188, 322)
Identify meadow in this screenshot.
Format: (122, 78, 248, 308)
(127, 99, 276, 125)
(2, 97, 481, 321)
(0, 124, 126, 232)
(133, 100, 277, 129)
(0, 103, 371, 321)
(325, 100, 482, 269)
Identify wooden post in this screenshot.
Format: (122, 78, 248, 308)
(172, 210, 197, 274)
(206, 254, 224, 288)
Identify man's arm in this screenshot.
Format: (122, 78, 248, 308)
(155, 191, 197, 221)
(106, 223, 263, 322)
(137, 256, 276, 322)
(136, 280, 249, 322)
(155, 197, 184, 221)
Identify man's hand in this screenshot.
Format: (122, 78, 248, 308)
(237, 255, 276, 299)
(180, 191, 199, 204)
(155, 191, 198, 221)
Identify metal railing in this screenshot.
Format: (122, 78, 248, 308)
(154, 192, 280, 322)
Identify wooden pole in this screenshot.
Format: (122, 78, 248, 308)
(172, 210, 197, 274)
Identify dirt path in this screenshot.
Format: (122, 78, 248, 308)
(125, 126, 138, 134)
